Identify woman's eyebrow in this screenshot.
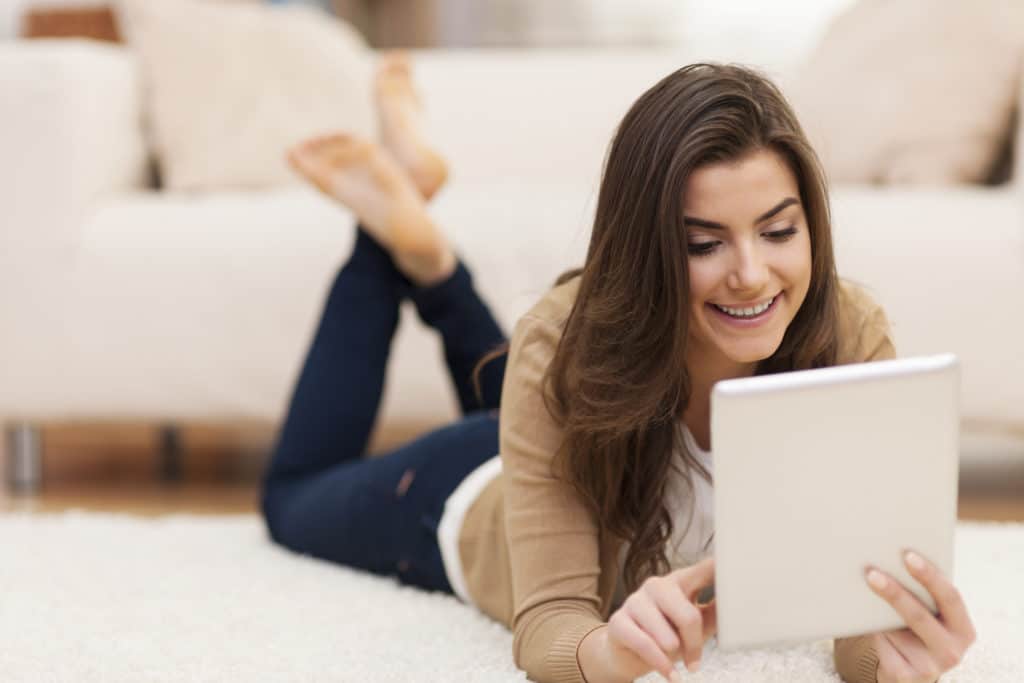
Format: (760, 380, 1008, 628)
(683, 197, 800, 230)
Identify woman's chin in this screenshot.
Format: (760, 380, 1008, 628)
(718, 339, 783, 365)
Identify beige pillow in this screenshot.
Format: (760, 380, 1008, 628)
(116, 0, 374, 191)
(787, 0, 1024, 185)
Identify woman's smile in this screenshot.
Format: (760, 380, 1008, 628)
(708, 292, 781, 325)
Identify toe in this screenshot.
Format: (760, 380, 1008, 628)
(379, 50, 410, 73)
(287, 150, 317, 178)
(316, 133, 346, 150)
(296, 136, 327, 160)
(328, 132, 360, 150)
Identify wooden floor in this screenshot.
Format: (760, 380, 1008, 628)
(956, 456, 1024, 521)
(2, 421, 1023, 520)
(0, 419, 439, 517)
(0, 481, 260, 516)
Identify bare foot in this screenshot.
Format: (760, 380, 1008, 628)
(375, 52, 449, 201)
(287, 133, 456, 286)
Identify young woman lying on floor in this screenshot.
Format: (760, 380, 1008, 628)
(260, 54, 976, 683)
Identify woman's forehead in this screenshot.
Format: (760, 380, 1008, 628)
(682, 150, 800, 220)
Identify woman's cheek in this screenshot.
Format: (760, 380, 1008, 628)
(687, 261, 716, 300)
(778, 240, 812, 283)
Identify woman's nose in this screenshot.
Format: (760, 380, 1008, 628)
(727, 242, 770, 292)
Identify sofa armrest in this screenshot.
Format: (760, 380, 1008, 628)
(0, 39, 148, 247)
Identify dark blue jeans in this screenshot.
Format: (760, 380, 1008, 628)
(260, 228, 508, 595)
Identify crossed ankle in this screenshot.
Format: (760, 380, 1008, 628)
(396, 246, 456, 288)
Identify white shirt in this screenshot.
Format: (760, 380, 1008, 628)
(437, 422, 714, 608)
(611, 424, 715, 611)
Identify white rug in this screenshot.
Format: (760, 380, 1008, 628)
(1, 514, 1021, 682)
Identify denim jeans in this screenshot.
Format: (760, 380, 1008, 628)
(261, 228, 508, 594)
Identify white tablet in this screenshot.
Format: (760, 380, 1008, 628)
(710, 353, 960, 650)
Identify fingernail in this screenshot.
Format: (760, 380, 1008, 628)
(669, 671, 684, 683)
(688, 658, 701, 672)
(905, 551, 925, 571)
(866, 569, 887, 590)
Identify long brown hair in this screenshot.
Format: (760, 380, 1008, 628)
(476, 63, 841, 595)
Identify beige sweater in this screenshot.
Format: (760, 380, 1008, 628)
(456, 275, 896, 683)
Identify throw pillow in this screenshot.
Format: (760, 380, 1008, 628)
(115, 0, 374, 191)
(786, 0, 1024, 185)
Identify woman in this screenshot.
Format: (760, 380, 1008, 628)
(260, 55, 976, 683)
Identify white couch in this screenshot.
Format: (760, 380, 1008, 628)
(1, 39, 1022, 490)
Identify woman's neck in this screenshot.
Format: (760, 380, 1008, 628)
(683, 346, 757, 452)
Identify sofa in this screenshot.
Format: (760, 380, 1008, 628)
(1, 36, 1022, 491)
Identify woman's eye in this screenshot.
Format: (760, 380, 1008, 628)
(687, 242, 718, 257)
(764, 226, 797, 241)
(688, 226, 796, 257)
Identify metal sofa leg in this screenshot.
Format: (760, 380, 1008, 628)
(5, 423, 43, 495)
(158, 424, 184, 483)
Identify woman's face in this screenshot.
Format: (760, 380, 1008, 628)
(682, 147, 812, 367)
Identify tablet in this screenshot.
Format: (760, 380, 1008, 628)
(710, 353, 960, 650)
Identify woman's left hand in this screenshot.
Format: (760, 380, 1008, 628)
(864, 550, 977, 682)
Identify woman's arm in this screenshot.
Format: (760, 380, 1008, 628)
(500, 312, 610, 683)
(835, 635, 882, 683)
(578, 625, 631, 683)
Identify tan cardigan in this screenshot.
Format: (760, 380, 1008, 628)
(456, 275, 896, 683)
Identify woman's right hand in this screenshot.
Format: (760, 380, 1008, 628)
(604, 556, 717, 682)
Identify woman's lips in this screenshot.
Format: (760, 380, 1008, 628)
(706, 292, 782, 328)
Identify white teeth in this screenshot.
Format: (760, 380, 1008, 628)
(714, 296, 775, 318)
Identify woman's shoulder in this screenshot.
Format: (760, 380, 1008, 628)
(837, 278, 883, 315)
(520, 273, 582, 330)
(835, 278, 897, 363)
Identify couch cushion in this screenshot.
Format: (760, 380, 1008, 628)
(115, 0, 374, 191)
(408, 49, 700, 187)
(786, 0, 1024, 185)
(20, 181, 1017, 430)
(829, 185, 1024, 425)
(29, 180, 591, 424)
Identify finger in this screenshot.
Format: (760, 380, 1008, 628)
(607, 612, 678, 683)
(876, 633, 916, 683)
(627, 586, 681, 654)
(903, 550, 977, 645)
(866, 567, 962, 665)
(885, 629, 943, 681)
(299, 136, 325, 153)
(673, 556, 716, 597)
(647, 580, 704, 672)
